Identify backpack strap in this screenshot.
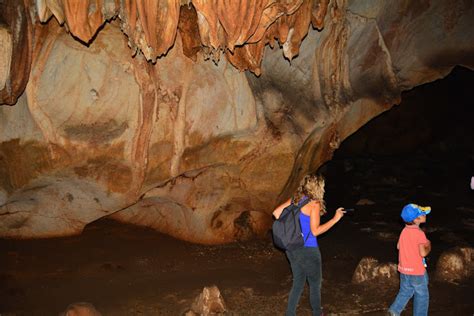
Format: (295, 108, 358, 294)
(303, 228, 312, 243)
(297, 196, 313, 244)
(291, 195, 311, 207)
(298, 196, 311, 207)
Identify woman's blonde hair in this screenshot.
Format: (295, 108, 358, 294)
(293, 174, 326, 215)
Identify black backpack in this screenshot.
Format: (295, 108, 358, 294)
(272, 197, 311, 251)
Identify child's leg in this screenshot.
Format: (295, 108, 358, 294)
(388, 273, 415, 315)
(412, 273, 429, 316)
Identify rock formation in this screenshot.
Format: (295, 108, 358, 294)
(187, 285, 226, 315)
(352, 257, 398, 284)
(435, 247, 474, 283)
(1, 0, 473, 242)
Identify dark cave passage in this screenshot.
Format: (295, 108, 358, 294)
(324, 65, 474, 217)
(322, 64, 474, 265)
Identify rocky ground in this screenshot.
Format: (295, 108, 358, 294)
(0, 147, 473, 315)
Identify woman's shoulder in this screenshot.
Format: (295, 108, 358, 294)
(300, 200, 320, 215)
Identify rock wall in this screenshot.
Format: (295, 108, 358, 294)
(0, 0, 473, 242)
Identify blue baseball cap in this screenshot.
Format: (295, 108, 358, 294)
(401, 204, 431, 222)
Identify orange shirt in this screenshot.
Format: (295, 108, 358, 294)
(397, 225, 429, 275)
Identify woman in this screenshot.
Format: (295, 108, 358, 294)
(273, 174, 345, 316)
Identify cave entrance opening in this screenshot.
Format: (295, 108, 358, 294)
(319, 65, 473, 260)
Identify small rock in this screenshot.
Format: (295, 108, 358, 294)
(343, 160, 354, 172)
(59, 302, 102, 316)
(424, 226, 443, 233)
(375, 232, 398, 241)
(456, 206, 474, 214)
(189, 285, 226, 316)
(462, 218, 474, 230)
(241, 287, 254, 296)
(381, 176, 398, 185)
(435, 247, 474, 283)
(356, 198, 375, 206)
(440, 232, 465, 243)
(352, 257, 398, 284)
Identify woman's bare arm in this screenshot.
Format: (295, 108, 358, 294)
(272, 199, 292, 219)
(308, 201, 345, 236)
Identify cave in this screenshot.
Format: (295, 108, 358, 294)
(1, 1, 473, 315)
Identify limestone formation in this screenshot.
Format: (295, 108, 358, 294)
(59, 302, 102, 316)
(0, 26, 12, 91)
(435, 247, 474, 283)
(352, 257, 398, 284)
(0, 0, 32, 105)
(1, 0, 473, 242)
(188, 285, 226, 316)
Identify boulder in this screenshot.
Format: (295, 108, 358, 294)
(352, 257, 398, 284)
(188, 285, 226, 316)
(435, 247, 474, 283)
(59, 302, 102, 316)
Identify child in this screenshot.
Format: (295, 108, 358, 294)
(388, 204, 432, 316)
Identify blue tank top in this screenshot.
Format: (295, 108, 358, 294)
(299, 212, 319, 247)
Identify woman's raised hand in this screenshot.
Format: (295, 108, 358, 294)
(333, 207, 345, 222)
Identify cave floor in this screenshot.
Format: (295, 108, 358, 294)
(1, 152, 473, 315)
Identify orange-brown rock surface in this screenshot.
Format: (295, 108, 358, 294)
(0, 0, 33, 105)
(0, 0, 473, 242)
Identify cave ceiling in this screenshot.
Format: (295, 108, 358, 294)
(0, 0, 473, 242)
(1, 0, 330, 104)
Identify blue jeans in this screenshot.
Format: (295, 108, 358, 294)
(389, 272, 429, 316)
(285, 247, 322, 316)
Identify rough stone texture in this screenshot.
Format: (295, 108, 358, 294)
(352, 257, 398, 284)
(1, 0, 474, 242)
(188, 285, 226, 316)
(59, 302, 102, 316)
(1, 0, 333, 104)
(0, 24, 137, 238)
(32, 0, 327, 66)
(0, 0, 33, 105)
(435, 247, 474, 283)
(0, 26, 12, 91)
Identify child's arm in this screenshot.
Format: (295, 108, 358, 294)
(272, 199, 291, 219)
(419, 240, 431, 257)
